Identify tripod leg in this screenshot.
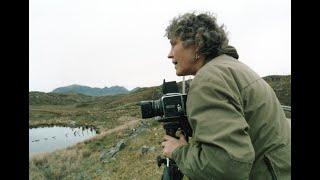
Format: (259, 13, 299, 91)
(162, 166, 171, 180)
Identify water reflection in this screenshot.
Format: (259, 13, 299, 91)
(29, 126, 97, 157)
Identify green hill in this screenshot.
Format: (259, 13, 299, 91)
(30, 74, 290, 107)
(263, 75, 291, 106)
(29, 91, 97, 105)
(30, 75, 290, 107)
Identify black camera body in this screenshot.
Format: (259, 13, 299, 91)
(138, 80, 192, 137)
(140, 93, 187, 120)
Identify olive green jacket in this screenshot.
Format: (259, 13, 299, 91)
(171, 54, 291, 180)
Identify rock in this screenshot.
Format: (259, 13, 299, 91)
(102, 159, 109, 164)
(107, 148, 118, 158)
(99, 150, 107, 160)
(141, 145, 155, 155)
(101, 139, 126, 161)
(116, 139, 126, 151)
(149, 146, 156, 152)
(96, 168, 103, 174)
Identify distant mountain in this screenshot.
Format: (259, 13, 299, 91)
(51, 84, 129, 96)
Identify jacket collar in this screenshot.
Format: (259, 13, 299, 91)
(217, 45, 239, 59)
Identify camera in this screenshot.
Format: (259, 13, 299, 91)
(138, 79, 192, 137)
(139, 80, 187, 120)
(138, 79, 192, 178)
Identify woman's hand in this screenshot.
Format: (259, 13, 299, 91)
(161, 133, 188, 158)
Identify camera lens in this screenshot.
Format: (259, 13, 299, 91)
(152, 99, 163, 117)
(139, 100, 163, 118)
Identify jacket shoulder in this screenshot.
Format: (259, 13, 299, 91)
(196, 55, 266, 93)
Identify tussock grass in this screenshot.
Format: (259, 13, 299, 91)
(105, 121, 166, 180)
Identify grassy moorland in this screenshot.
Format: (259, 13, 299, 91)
(29, 86, 161, 130)
(29, 86, 164, 179)
(29, 75, 291, 179)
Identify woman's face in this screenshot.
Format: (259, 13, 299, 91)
(167, 38, 197, 76)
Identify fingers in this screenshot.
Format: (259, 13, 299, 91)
(162, 149, 168, 157)
(163, 135, 175, 141)
(163, 134, 186, 142)
(179, 133, 186, 139)
(161, 141, 166, 148)
(161, 141, 169, 157)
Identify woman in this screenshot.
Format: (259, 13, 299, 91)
(161, 12, 291, 180)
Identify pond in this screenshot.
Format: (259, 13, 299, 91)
(29, 126, 97, 157)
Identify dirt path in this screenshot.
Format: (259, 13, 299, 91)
(84, 118, 141, 142)
(101, 119, 140, 135)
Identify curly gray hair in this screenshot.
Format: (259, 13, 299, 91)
(165, 12, 229, 61)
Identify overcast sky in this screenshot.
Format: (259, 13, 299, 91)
(29, 0, 291, 92)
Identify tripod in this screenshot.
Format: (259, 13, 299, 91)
(156, 118, 191, 180)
